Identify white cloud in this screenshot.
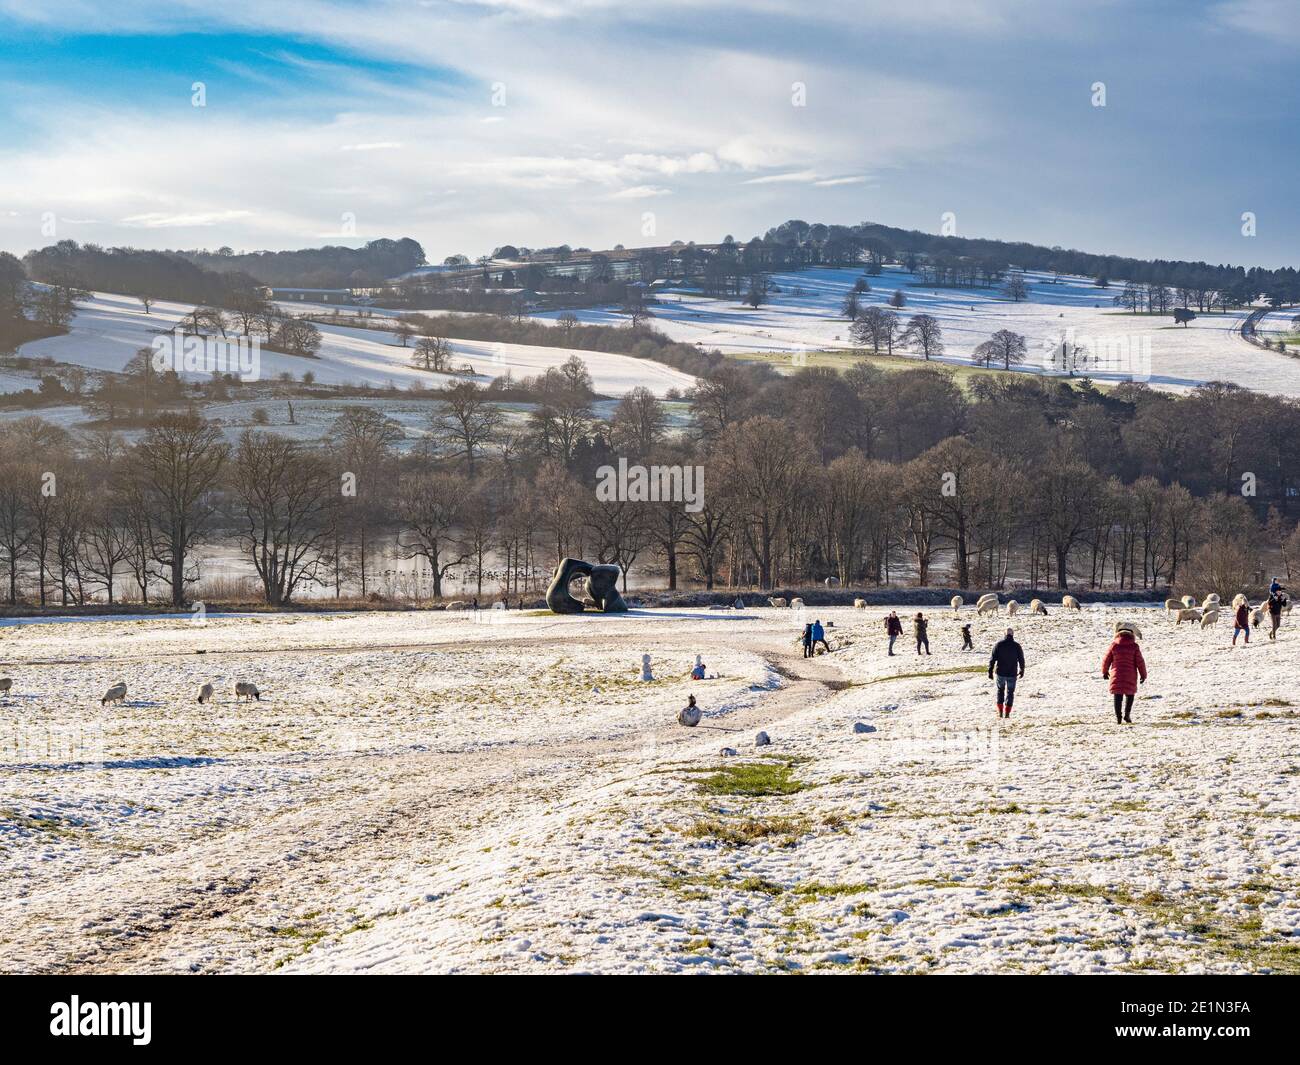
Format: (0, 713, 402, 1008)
(742, 170, 818, 185)
(610, 185, 672, 199)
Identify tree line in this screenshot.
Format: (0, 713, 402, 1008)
(2, 352, 1299, 608)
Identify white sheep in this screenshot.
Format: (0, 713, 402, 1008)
(853, 598, 867, 609)
(1176, 608, 1202, 624)
(1200, 609, 1220, 629)
(234, 681, 260, 702)
(1062, 595, 1081, 610)
(198, 682, 214, 705)
(977, 599, 999, 616)
(1029, 599, 1047, 615)
(950, 595, 963, 612)
(1163, 598, 1182, 615)
(976, 593, 998, 607)
(790, 598, 805, 609)
(1202, 595, 1220, 612)
(1005, 599, 1019, 617)
(1181, 595, 1197, 609)
(768, 597, 787, 608)
(0, 677, 11, 694)
(1250, 606, 1265, 627)
(101, 681, 127, 706)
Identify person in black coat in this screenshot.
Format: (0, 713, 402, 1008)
(988, 628, 1025, 719)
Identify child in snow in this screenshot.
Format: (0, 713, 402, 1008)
(1233, 599, 1250, 645)
(690, 658, 706, 680)
(961, 623, 973, 650)
(1101, 625, 1147, 725)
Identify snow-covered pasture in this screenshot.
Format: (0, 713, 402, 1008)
(536, 266, 1300, 397)
(0, 604, 1296, 974)
(8, 291, 694, 398)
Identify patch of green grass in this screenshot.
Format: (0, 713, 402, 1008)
(791, 881, 873, 900)
(693, 759, 807, 797)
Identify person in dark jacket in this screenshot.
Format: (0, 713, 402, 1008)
(801, 622, 814, 658)
(885, 611, 903, 656)
(1102, 625, 1147, 724)
(1233, 600, 1250, 645)
(988, 629, 1025, 718)
(1267, 592, 1286, 641)
(913, 612, 930, 656)
(960, 623, 973, 650)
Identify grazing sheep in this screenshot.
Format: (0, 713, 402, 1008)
(0, 677, 11, 694)
(1202, 595, 1220, 611)
(1176, 608, 1202, 624)
(1251, 606, 1265, 627)
(234, 681, 260, 702)
(950, 595, 964, 612)
(1164, 598, 1182, 615)
(1114, 620, 1143, 641)
(824, 577, 839, 588)
(790, 598, 805, 609)
(1029, 599, 1047, 615)
(1181, 595, 1197, 609)
(1006, 599, 1019, 617)
(768, 597, 787, 608)
(1062, 595, 1081, 610)
(853, 598, 867, 609)
(101, 682, 127, 706)
(977, 599, 999, 616)
(976, 593, 998, 607)
(198, 682, 214, 705)
(1200, 609, 1220, 629)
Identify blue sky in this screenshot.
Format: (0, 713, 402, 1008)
(0, 0, 1296, 267)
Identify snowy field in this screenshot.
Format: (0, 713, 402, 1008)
(1, 602, 1297, 974)
(537, 267, 1300, 397)
(7, 292, 694, 398)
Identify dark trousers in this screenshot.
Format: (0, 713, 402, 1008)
(1113, 692, 1135, 721)
(916, 636, 929, 654)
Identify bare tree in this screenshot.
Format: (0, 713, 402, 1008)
(126, 415, 229, 606)
(901, 313, 943, 361)
(230, 431, 333, 605)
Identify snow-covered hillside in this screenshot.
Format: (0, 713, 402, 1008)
(539, 267, 1300, 396)
(8, 292, 694, 398)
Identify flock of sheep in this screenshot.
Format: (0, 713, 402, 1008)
(762, 590, 1285, 631)
(0, 677, 263, 706)
(1163, 592, 1285, 629)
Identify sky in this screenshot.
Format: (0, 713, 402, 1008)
(0, 0, 1296, 268)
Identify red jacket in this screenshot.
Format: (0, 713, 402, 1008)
(1102, 633, 1147, 695)
(1235, 603, 1249, 628)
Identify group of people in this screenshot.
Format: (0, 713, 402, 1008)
(1233, 578, 1289, 646)
(801, 619, 831, 658)
(880, 579, 1290, 726)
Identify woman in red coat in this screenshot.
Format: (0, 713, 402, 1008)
(1101, 627, 1147, 724)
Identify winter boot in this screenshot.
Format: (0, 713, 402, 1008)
(996, 702, 1004, 718)
(1123, 708, 1132, 724)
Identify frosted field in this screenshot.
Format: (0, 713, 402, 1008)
(9, 292, 694, 398)
(540, 267, 1300, 397)
(1, 603, 1297, 974)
